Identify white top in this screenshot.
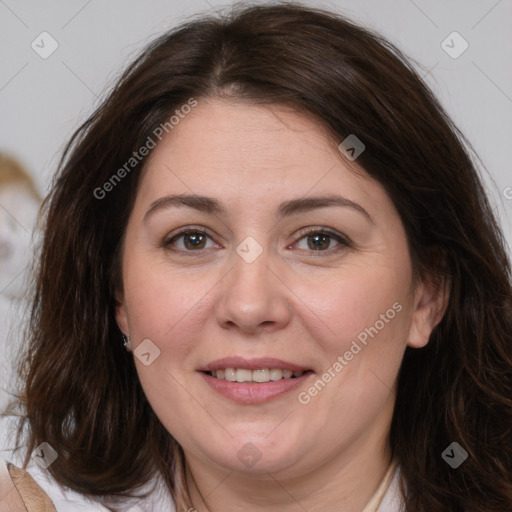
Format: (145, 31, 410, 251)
(0, 452, 176, 512)
(0, 452, 405, 511)
(373, 463, 406, 512)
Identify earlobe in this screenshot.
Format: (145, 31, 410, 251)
(407, 272, 450, 349)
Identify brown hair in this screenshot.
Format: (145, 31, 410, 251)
(9, 3, 512, 511)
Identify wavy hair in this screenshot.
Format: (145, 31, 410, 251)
(8, 3, 512, 511)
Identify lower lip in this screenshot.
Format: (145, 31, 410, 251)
(199, 371, 313, 404)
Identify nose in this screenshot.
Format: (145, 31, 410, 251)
(215, 244, 292, 334)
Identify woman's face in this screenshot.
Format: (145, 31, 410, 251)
(116, 99, 442, 478)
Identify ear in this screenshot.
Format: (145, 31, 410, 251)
(114, 291, 129, 336)
(407, 269, 450, 349)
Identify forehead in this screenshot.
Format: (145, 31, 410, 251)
(135, 99, 389, 218)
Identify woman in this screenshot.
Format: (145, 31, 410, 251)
(2, 3, 511, 511)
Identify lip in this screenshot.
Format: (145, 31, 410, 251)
(199, 370, 314, 404)
(198, 357, 310, 373)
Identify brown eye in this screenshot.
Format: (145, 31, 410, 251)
(182, 231, 207, 250)
(294, 228, 350, 253)
(164, 229, 218, 252)
(306, 233, 331, 251)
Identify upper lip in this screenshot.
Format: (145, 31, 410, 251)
(198, 357, 311, 373)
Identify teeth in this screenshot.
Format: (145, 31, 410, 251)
(224, 368, 236, 382)
(253, 368, 269, 383)
(270, 368, 283, 381)
(236, 369, 252, 382)
(211, 367, 306, 383)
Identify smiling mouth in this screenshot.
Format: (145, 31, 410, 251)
(202, 368, 313, 383)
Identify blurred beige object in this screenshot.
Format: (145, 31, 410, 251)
(0, 154, 39, 200)
(8, 463, 56, 512)
(0, 152, 41, 299)
(0, 457, 56, 512)
(0, 456, 25, 511)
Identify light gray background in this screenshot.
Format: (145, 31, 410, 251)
(1, 0, 511, 453)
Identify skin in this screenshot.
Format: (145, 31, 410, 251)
(116, 98, 447, 512)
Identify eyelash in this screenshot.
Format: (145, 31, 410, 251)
(162, 226, 351, 255)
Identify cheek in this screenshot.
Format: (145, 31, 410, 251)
(122, 254, 213, 431)
(292, 268, 410, 427)
(122, 251, 218, 360)
(296, 263, 410, 355)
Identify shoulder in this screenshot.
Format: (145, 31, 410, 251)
(0, 453, 176, 512)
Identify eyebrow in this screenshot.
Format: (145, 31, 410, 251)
(143, 193, 373, 224)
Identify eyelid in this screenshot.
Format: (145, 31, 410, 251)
(294, 225, 349, 241)
(166, 226, 209, 238)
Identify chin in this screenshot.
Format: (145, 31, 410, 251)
(203, 434, 307, 475)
